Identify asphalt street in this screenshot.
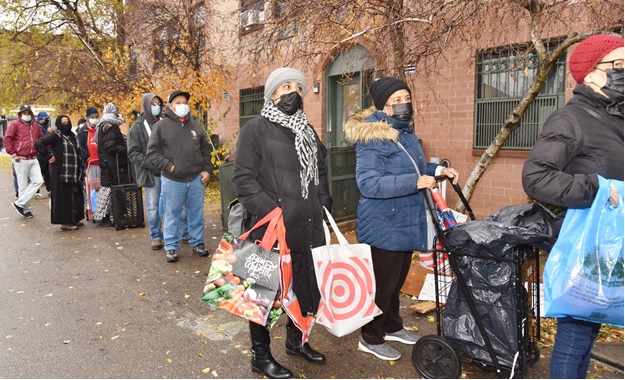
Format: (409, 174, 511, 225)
(0, 167, 622, 379)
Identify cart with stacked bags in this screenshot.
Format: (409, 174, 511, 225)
(412, 176, 556, 379)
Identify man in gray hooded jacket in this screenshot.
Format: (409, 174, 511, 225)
(147, 91, 213, 262)
(128, 93, 165, 250)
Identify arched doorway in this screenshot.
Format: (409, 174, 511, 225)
(325, 45, 374, 221)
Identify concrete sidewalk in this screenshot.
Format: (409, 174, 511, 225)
(0, 166, 622, 378)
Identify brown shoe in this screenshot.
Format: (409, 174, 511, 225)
(60, 224, 78, 231)
(151, 239, 164, 250)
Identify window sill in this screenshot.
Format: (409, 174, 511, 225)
(472, 149, 530, 158)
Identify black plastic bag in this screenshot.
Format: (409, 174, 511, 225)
(441, 203, 556, 368)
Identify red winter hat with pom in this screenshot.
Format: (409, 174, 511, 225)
(568, 34, 624, 84)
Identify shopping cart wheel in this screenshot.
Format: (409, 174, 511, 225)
(527, 343, 540, 366)
(412, 335, 461, 379)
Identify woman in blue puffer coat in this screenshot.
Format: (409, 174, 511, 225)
(344, 77, 459, 361)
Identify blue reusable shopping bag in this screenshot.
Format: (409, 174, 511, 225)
(544, 176, 624, 327)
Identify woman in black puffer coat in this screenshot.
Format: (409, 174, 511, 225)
(93, 102, 131, 226)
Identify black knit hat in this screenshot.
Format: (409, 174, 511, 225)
(369, 77, 412, 110)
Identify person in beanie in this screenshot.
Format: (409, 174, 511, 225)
(35, 115, 85, 231)
(77, 107, 100, 163)
(128, 93, 165, 250)
(344, 77, 458, 361)
(522, 34, 624, 379)
(35, 111, 53, 196)
(93, 102, 131, 227)
(147, 91, 212, 262)
(232, 67, 332, 379)
(4, 104, 45, 218)
(77, 107, 101, 219)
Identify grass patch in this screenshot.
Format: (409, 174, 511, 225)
(0, 155, 13, 173)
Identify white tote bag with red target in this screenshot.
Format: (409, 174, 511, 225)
(312, 207, 382, 337)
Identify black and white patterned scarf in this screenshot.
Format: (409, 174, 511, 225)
(260, 99, 319, 199)
(57, 131, 81, 183)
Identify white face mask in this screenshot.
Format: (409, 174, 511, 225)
(89, 118, 98, 125)
(21, 115, 32, 122)
(174, 104, 189, 118)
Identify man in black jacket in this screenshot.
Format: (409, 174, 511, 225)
(522, 34, 623, 379)
(146, 91, 213, 263)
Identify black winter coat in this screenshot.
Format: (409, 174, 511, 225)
(35, 131, 85, 225)
(523, 84, 624, 209)
(232, 116, 332, 315)
(97, 121, 131, 187)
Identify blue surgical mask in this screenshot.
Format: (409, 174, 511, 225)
(21, 115, 32, 123)
(151, 105, 162, 116)
(174, 104, 189, 118)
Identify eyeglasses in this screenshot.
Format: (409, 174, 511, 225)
(596, 59, 624, 71)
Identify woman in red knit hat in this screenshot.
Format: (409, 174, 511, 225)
(522, 34, 623, 379)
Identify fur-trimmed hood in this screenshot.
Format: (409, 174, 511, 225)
(344, 106, 399, 145)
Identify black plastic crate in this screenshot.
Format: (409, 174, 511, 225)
(111, 184, 145, 230)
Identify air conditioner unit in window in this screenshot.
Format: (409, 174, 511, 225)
(240, 9, 262, 28)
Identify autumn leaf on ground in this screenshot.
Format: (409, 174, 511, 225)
(116, 247, 124, 250)
(167, 358, 173, 364)
(139, 292, 147, 297)
(427, 315, 436, 323)
(44, 293, 53, 297)
(211, 370, 218, 377)
(184, 294, 191, 298)
(202, 368, 211, 373)
(111, 336, 119, 340)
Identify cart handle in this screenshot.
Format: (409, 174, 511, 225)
(433, 175, 476, 221)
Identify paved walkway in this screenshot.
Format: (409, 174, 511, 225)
(0, 165, 622, 378)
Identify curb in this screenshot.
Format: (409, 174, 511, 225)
(591, 342, 624, 371)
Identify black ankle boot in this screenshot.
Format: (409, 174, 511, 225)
(250, 322, 292, 379)
(285, 326, 326, 364)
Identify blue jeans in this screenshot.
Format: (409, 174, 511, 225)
(145, 176, 163, 241)
(161, 175, 205, 251)
(159, 191, 189, 239)
(550, 317, 601, 378)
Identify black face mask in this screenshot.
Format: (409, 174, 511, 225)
(390, 102, 413, 122)
(59, 123, 72, 134)
(276, 91, 303, 116)
(601, 68, 624, 103)
(41, 119, 49, 126)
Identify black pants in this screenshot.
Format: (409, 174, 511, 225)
(361, 247, 412, 345)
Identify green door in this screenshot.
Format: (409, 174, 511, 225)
(325, 45, 374, 221)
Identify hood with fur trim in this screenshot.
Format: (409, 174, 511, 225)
(344, 106, 399, 145)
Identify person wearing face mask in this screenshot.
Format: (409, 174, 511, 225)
(35, 111, 53, 197)
(77, 107, 102, 220)
(93, 102, 132, 227)
(147, 91, 213, 263)
(128, 93, 166, 250)
(522, 34, 624, 379)
(77, 107, 100, 164)
(35, 115, 85, 231)
(232, 68, 332, 379)
(343, 77, 459, 361)
(4, 104, 45, 218)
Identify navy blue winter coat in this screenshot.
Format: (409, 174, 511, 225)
(345, 107, 440, 251)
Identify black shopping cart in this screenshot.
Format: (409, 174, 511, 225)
(412, 177, 556, 379)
